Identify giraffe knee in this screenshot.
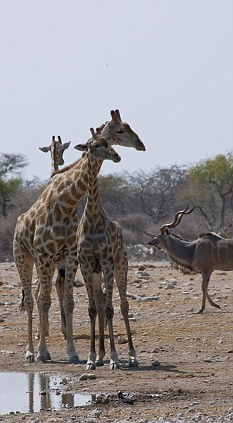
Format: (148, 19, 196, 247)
(89, 305, 97, 319)
(64, 300, 74, 313)
(41, 301, 51, 312)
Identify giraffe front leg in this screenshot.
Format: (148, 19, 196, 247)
(36, 265, 53, 362)
(106, 305, 120, 370)
(93, 273, 105, 366)
(37, 297, 52, 362)
(55, 268, 67, 339)
(86, 302, 97, 370)
(63, 261, 79, 364)
(104, 268, 120, 370)
(25, 298, 34, 363)
(34, 281, 50, 340)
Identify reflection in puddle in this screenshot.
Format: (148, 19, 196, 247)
(0, 372, 92, 415)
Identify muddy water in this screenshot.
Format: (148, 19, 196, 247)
(0, 372, 92, 415)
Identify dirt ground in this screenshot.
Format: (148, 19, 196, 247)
(0, 260, 233, 422)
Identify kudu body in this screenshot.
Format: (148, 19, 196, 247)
(148, 207, 233, 313)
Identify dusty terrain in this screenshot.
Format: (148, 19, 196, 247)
(0, 260, 233, 422)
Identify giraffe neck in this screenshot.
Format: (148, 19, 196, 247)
(51, 143, 59, 174)
(38, 154, 103, 218)
(85, 152, 102, 218)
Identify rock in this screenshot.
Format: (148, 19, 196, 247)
(79, 373, 97, 381)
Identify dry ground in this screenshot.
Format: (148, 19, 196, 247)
(0, 261, 233, 422)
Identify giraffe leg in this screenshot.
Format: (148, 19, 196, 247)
(115, 253, 138, 367)
(36, 262, 53, 362)
(63, 257, 79, 364)
(93, 273, 105, 366)
(79, 265, 98, 369)
(103, 265, 120, 370)
(14, 249, 35, 362)
(87, 299, 97, 370)
(35, 279, 50, 340)
(55, 268, 67, 339)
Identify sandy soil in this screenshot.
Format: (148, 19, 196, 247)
(0, 261, 233, 422)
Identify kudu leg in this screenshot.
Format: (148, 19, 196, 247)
(198, 272, 220, 313)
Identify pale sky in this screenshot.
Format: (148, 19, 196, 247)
(0, 0, 232, 181)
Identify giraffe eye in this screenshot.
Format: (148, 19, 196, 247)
(116, 130, 124, 134)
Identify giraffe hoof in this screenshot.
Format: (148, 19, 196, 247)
(68, 355, 80, 364)
(45, 352, 51, 360)
(197, 309, 204, 314)
(96, 360, 104, 367)
(86, 362, 96, 371)
(110, 361, 121, 370)
(129, 358, 139, 367)
(25, 353, 34, 363)
(36, 355, 48, 363)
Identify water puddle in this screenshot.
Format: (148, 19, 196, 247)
(0, 372, 92, 415)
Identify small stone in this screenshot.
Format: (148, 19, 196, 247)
(79, 373, 97, 381)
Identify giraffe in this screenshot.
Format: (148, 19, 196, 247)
(39, 135, 71, 174)
(35, 135, 71, 338)
(38, 110, 146, 343)
(13, 109, 145, 364)
(76, 129, 138, 370)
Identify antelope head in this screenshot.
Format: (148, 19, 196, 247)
(148, 206, 195, 248)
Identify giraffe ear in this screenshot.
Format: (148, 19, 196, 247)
(39, 146, 51, 153)
(62, 141, 71, 151)
(74, 143, 87, 152)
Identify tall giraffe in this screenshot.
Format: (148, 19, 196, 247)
(39, 135, 71, 174)
(13, 109, 145, 363)
(76, 130, 138, 370)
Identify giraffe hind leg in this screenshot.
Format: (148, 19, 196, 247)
(15, 250, 35, 362)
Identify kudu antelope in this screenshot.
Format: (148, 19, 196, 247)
(148, 206, 233, 313)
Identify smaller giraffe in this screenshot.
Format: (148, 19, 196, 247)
(35, 136, 71, 338)
(39, 136, 71, 175)
(76, 129, 138, 370)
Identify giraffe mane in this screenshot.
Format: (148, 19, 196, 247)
(50, 157, 84, 178)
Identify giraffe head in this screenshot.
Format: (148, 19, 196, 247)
(97, 109, 146, 151)
(39, 136, 71, 167)
(74, 128, 121, 163)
